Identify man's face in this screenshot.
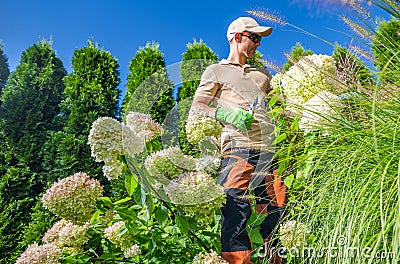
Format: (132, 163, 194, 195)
(238, 31, 261, 58)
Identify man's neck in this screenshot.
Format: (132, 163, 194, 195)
(226, 53, 247, 66)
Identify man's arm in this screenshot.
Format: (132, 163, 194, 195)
(192, 95, 254, 132)
(191, 95, 217, 117)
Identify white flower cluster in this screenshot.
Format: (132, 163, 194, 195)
(88, 113, 164, 180)
(144, 146, 196, 179)
(299, 91, 344, 135)
(125, 112, 163, 142)
(104, 221, 134, 251)
(165, 172, 226, 225)
(124, 244, 141, 258)
(192, 250, 228, 264)
(43, 219, 90, 254)
(42, 172, 103, 224)
(195, 155, 221, 175)
(185, 106, 222, 144)
(273, 54, 337, 114)
(88, 117, 145, 180)
(16, 243, 62, 264)
(279, 220, 309, 248)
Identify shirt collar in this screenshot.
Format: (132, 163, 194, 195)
(219, 59, 251, 69)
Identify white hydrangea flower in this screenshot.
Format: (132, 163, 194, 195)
(186, 106, 222, 144)
(192, 250, 228, 264)
(42, 172, 103, 224)
(43, 219, 90, 254)
(88, 117, 125, 163)
(166, 172, 226, 225)
(16, 243, 62, 264)
(57, 221, 90, 254)
(124, 244, 141, 258)
(144, 146, 196, 179)
(279, 220, 309, 248)
(104, 221, 134, 251)
(102, 159, 124, 180)
(299, 91, 343, 135)
(279, 54, 337, 115)
(125, 112, 163, 142)
(88, 117, 144, 161)
(122, 124, 145, 157)
(195, 155, 221, 174)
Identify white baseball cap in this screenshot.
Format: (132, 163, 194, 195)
(227, 17, 272, 41)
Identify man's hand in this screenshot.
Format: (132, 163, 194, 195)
(215, 107, 254, 132)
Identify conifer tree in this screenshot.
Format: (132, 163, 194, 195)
(42, 40, 121, 184)
(283, 42, 313, 72)
(122, 42, 175, 123)
(19, 40, 121, 255)
(0, 40, 66, 263)
(0, 42, 10, 90)
(177, 40, 217, 155)
(372, 18, 400, 86)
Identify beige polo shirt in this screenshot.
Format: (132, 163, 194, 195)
(194, 59, 276, 153)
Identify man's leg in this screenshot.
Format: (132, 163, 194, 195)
(254, 168, 286, 264)
(219, 153, 255, 264)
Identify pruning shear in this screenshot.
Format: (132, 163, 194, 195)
(241, 97, 262, 116)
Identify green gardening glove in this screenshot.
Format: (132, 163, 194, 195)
(215, 107, 254, 132)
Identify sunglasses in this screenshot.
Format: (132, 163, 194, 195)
(240, 31, 262, 44)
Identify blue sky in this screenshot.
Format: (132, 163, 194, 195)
(0, 0, 389, 98)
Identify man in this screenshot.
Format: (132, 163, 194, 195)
(191, 17, 286, 263)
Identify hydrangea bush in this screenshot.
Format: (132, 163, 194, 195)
(272, 54, 337, 114)
(279, 220, 309, 248)
(165, 172, 226, 225)
(192, 250, 228, 264)
(299, 90, 344, 134)
(16, 243, 62, 264)
(144, 146, 196, 179)
(185, 106, 222, 144)
(42, 172, 103, 224)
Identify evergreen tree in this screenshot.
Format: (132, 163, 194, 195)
(371, 18, 400, 86)
(177, 39, 218, 102)
(18, 40, 121, 256)
(0, 40, 66, 263)
(0, 40, 66, 165)
(42, 40, 121, 183)
(122, 42, 175, 123)
(283, 42, 313, 71)
(246, 50, 264, 67)
(0, 42, 10, 90)
(177, 40, 217, 155)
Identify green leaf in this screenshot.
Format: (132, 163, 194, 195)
(145, 195, 155, 216)
(97, 197, 114, 209)
(272, 133, 287, 145)
(248, 228, 264, 245)
(268, 95, 279, 107)
(248, 213, 266, 226)
(176, 215, 189, 235)
(283, 174, 295, 188)
(134, 186, 146, 206)
(116, 207, 137, 221)
(125, 173, 138, 197)
(113, 197, 132, 205)
(90, 210, 101, 224)
(155, 206, 169, 226)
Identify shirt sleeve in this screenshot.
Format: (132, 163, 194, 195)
(194, 65, 220, 99)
